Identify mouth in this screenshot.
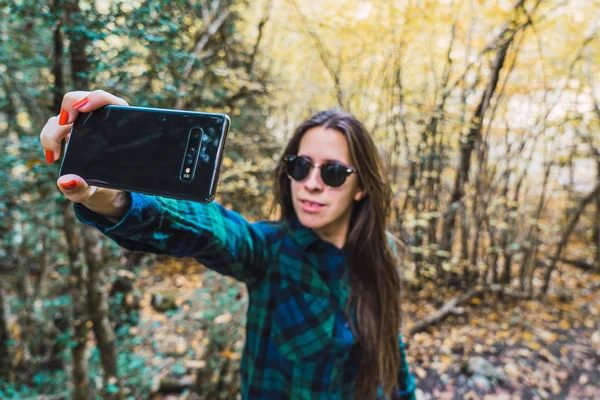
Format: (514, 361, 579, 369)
(299, 199, 325, 212)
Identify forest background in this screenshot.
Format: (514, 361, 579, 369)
(1, 0, 600, 398)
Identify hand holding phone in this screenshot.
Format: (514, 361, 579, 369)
(59, 105, 230, 203)
(40, 91, 133, 220)
(40, 91, 230, 220)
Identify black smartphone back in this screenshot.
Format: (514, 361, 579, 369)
(59, 105, 230, 203)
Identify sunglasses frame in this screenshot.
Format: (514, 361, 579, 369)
(283, 155, 358, 187)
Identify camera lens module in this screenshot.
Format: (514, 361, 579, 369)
(180, 127, 204, 182)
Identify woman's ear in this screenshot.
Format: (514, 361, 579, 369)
(354, 188, 365, 202)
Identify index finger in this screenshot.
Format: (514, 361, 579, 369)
(60, 89, 129, 126)
(41, 90, 129, 163)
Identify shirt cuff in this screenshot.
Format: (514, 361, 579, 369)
(73, 192, 161, 235)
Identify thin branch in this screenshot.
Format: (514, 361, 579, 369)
(175, 1, 231, 109)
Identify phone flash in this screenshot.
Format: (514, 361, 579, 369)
(185, 168, 191, 173)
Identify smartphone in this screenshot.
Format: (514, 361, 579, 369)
(59, 105, 230, 203)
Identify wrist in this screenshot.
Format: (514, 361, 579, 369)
(82, 189, 131, 222)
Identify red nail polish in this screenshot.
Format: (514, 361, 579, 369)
(59, 109, 69, 125)
(72, 97, 89, 110)
(60, 180, 78, 191)
(45, 150, 54, 164)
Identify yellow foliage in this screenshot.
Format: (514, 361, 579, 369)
(527, 341, 541, 351)
(558, 319, 571, 330)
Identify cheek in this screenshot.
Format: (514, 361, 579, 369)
(329, 188, 355, 211)
(290, 180, 301, 198)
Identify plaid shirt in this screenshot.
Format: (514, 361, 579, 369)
(74, 193, 416, 400)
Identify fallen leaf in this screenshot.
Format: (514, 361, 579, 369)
(527, 341, 541, 351)
(558, 320, 571, 330)
(413, 366, 427, 379)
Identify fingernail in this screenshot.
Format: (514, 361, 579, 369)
(59, 109, 69, 125)
(60, 180, 78, 191)
(45, 150, 54, 164)
(73, 97, 89, 110)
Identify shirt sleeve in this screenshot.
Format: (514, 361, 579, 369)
(73, 192, 270, 286)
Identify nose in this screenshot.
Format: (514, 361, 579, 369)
(303, 165, 323, 193)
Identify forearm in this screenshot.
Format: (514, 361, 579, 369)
(74, 193, 269, 285)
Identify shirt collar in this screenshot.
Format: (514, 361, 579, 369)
(287, 217, 320, 250)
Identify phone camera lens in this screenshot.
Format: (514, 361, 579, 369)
(159, 114, 167, 122)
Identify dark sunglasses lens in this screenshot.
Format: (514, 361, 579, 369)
(287, 157, 311, 181)
(322, 164, 348, 187)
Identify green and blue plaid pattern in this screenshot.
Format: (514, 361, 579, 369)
(74, 193, 416, 399)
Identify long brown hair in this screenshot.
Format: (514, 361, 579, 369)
(273, 110, 401, 399)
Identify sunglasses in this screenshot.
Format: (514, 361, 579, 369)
(283, 155, 358, 188)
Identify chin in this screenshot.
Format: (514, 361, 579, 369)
(296, 213, 324, 230)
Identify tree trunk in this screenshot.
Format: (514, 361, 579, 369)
(595, 159, 600, 272)
(541, 183, 600, 295)
(15, 221, 35, 367)
(63, 203, 91, 400)
(460, 201, 470, 285)
(439, 0, 530, 260)
(51, 0, 64, 114)
(36, 230, 50, 298)
(487, 220, 499, 284)
(499, 175, 512, 284)
(64, 0, 90, 89)
(520, 161, 552, 291)
(82, 226, 121, 396)
(62, 4, 94, 397)
(0, 282, 11, 381)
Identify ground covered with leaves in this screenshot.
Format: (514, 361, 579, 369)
(130, 259, 599, 400)
(404, 265, 600, 400)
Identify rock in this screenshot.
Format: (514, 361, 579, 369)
(470, 374, 492, 392)
(467, 357, 509, 383)
(504, 362, 519, 379)
(214, 312, 233, 325)
(110, 270, 135, 295)
(183, 359, 207, 370)
(151, 293, 178, 312)
(174, 275, 187, 288)
(162, 335, 188, 356)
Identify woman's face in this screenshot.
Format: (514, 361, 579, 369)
(291, 126, 364, 244)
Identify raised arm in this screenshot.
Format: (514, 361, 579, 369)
(74, 193, 271, 286)
(40, 90, 271, 286)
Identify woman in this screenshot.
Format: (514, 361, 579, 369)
(40, 90, 416, 399)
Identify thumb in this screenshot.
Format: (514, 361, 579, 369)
(57, 174, 98, 203)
